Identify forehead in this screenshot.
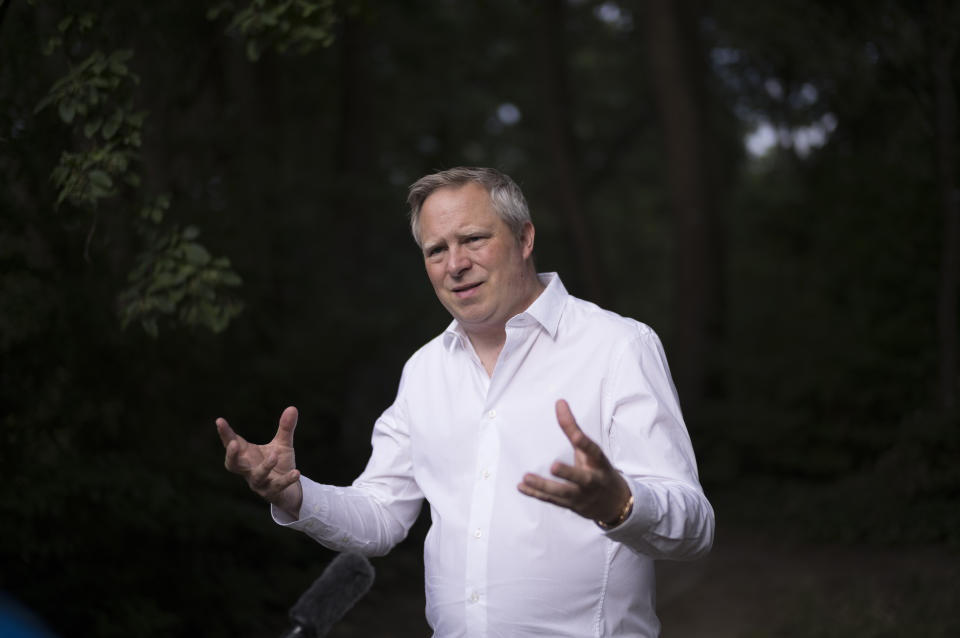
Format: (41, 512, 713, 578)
(419, 183, 502, 238)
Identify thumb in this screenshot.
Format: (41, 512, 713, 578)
(555, 398, 606, 466)
(273, 406, 299, 446)
(555, 399, 582, 443)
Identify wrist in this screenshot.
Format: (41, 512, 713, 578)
(276, 480, 303, 519)
(596, 491, 633, 529)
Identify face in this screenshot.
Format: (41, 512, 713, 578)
(418, 182, 538, 338)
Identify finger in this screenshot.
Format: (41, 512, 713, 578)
(224, 438, 254, 473)
(520, 472, 580, 501)
(517, 481, 574, 508)
(249, 452, 280, 488)
(555, 399, 607, 464)
(272, 406, 299, 447)
(264, 469, 301, 498)
(550, 461, 597, 487)
(555, 399, 590, 451)
(215, 417, 238, 448)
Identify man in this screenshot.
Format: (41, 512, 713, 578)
(217, 167, 714, 637)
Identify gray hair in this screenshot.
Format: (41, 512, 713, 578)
(407, 167, 531, 247)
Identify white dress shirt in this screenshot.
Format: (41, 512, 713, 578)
(274, 273, 714, 637)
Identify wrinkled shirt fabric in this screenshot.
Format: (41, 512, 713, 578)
(274, 273, 714, 638)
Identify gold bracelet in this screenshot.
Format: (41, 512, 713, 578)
(596, 493, 634, 530)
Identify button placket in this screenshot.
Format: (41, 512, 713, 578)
(464, 405, 500, 636)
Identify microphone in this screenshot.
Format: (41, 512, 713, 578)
(280, 552, 376, 638)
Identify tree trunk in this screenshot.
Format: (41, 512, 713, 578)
(336, 13, 375, 177)
(534, 0, 608, 304)
(639, 0, 721, 415)
(933, 0, 959, 412)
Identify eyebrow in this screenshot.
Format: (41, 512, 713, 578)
(422, 240, 443, 254)
(422, 227, 491, 254)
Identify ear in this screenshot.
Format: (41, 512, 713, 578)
(519, 221, 535, 259)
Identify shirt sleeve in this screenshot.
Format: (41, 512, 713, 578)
(271, 366, 425, 557)
(600, 326, 715, 560)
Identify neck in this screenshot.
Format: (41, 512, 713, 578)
(466, 269, 545, 376)
(470, 333, 506, 377)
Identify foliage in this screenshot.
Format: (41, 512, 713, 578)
(208, 0, 340, 61)
(118, 201, 244, 337)
(32, 8, 244, 335)
(35, 27, 144, 209)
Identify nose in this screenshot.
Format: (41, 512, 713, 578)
(446, 245, 471, 278)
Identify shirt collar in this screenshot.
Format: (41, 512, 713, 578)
(441, 272, 568, 351)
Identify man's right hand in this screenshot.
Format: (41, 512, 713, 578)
(216, 406, 303, 518)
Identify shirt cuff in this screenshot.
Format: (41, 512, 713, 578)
(599, 474, 658, 540)
(270, 476, 380, 553)
(270, 476, 327, 531)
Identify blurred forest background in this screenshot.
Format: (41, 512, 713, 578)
(2, 0, 959, 636)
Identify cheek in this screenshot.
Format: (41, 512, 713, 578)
(472, 247, 502, 272)
(425, 264, 446, 288)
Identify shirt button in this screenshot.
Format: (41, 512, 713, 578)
(481, 468, 491, 479)
(487, 409, 497, 419)
(469, 591, 480, 603)
(473, 529, 482, 538)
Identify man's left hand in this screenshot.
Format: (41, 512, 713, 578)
(518, 399, 632, 525)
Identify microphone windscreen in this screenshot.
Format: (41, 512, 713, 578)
(288, 552, 375, 638)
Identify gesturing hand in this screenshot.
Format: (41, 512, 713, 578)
(518, 399, 632, 525)
(216, 406, 303, 517)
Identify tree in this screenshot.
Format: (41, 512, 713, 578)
(639, 0, 725, 415)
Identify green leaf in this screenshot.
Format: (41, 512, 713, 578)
(57, 16, 74, 32)
(181, 242, 211, 266)
(125, 111, 147, 127)
(155, 295, 177, 313)
(58, 101, 76, 124)
(220, 272, 243, 286)
(84, 87, 100, 108)
(175, 264, 196, 284)
(89, 183, 110, 199)
(42, 36, 63, 56)
(148, 272, 178, 292)
(88, 170, 113, 190)
(34, 93, 54, 114)
(102, 110, 123, 140)
(246, 39, 261, 61)
(182, 225, 200, 240)
(91, 54, 108, 74)
(141, 317, 159, 338)
(83, 118, 103, 138)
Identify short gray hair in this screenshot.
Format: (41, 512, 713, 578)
(407, 167, 531, 247)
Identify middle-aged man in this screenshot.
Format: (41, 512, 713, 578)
(217, 167, 714, 637)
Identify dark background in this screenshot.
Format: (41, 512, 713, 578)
(1, 0, 958, 636)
